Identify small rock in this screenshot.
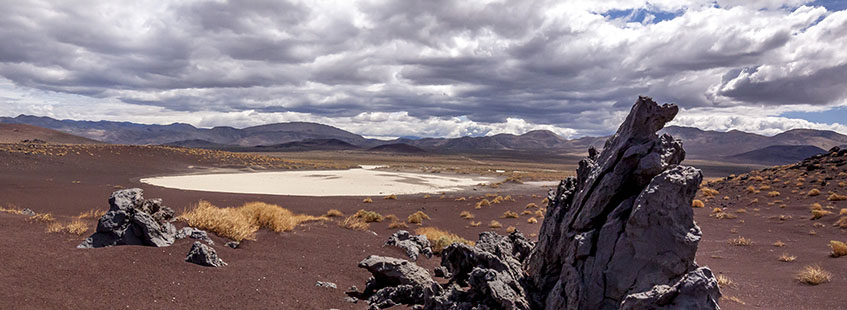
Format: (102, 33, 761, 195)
(316, 281, 337, 289)
(225, 241, 240, 249)
(20, 208, 35, 216)
(433, 266, 451, 278)
(176, 227, 214, 245)
(384, 230, 432, 261)
(344, 297, 358, 303)
(185, 241, 226, 267)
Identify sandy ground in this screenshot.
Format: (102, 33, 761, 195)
(140, 167, 497, 196)
(0, 144, 845, 309)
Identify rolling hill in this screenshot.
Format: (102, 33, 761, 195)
(0, 124, 102, 144)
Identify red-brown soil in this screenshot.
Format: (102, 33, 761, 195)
(0, 124, 103, 144)
(1, 143, 845, 309)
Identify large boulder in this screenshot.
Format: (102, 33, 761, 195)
(385, 230, 433, 261)
(353, 96, 720, 309)
(78, 188, 177, 248)
(524, 96, 720, 309)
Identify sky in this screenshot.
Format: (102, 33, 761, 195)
(1, 0, 846, 139)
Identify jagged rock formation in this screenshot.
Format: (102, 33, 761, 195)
(385, 230, 433, 261)
(78, 188, 177, 248)
(176, 227, 214, 245)
(185, 241, 227, 267)
(525, 96, 720, 309)
(354, 96, 720, 309)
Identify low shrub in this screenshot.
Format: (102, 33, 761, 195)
(407, 211, 431, 224)
(506, 226, 516, 233)
(325, 209, 343, 217)
(489, 220, 502, 228)
(779, 253, 796, 262)
(797, 265, 831, 285)
(363, 197, 373, 203)
(828, 193, 847, 201)
(384, 194, 398, 200)
(527, 217, 538, 224)
(808, 189, 821, 196)
(502, 211, 519, 218)
(830, 240, 847, 257)
(691, 200, 705, 208)
(180, 201, 324, 241)
(415, 227, 474, 253)
(353, 209, 384, 223)
(728, 236, 752, 246)
(459, 211, 474, 219)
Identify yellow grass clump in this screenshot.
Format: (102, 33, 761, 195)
(352, 209, 384, 223)
(415, 227, 474, 253)
(388, 220, 408, 229)
(455, 197, 467, 201)
(502, 211, 519, 218)
(811, 209, 832, 220)
(778, 253, 796, 262)
(77, 209, 107, 219)
(459, 211, 475, 219)
(64, 220, 89, 235)
(834, 216, 847, 228)
(716, 274, 734, 288)
(534, 210, 544, 218)
(506, 226, 516, 233)
(180, 201, 323, 241)
(700, 187, 720, 197)
(828, 193, 847, 201)
(691, 200, 705, 208)
(423, 194, 431, 199)
(407, 211, 431, 224)
(745, 186, 758, 194)
(492, 196, 504, 204)
(830, 240, 847, 257)
(489, 220, 502, 228)
(526, 203, 538, 209)
(839, 181, 847, 187)
(476, 199, 491, 209)
(521, 210, 533, 216)
(773, 240, 786, 247)
(341, 216, 369, 231)
(541, 197, 549, 205)
(363, 197, 373, 203)
(796, 265, 832, 285)
(527, 217, 538, 224)
(735, 208, 747, 214)
(46, 222, 65, 233)
(808, 189, 821, 196)
(728, 236, 752, 246)
(469, 221, 481, 227)
(767, 191, 781, 197)
(384, 194, 398, 200)
(0, 205, 23, 215)
(29, 213, 56, 223)
(841, 208, 847, 216)
(504, 195, 514, 202)
(325, 209, 344, 217)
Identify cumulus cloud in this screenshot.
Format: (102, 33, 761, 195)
(0, 0, 845, 137)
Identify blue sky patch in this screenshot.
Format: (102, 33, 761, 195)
(781, 106, 847, 125)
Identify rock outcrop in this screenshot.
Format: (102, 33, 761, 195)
(525, 96, 720, 309)
(354, 96, 720, 309)
(176, 227, 214, 245)
(78, 188, 177, 248)
(385, 230, 433, 261)
(185, 241, 227, 267)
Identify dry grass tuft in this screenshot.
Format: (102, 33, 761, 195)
(341, 216, 369, 231)
(455, 197, 467, 201)
(728, 236, 752, 246)
(525, 203, 538, 209)
(29, 213, 56, 223)
(840, 208, 847, 216)
(691, 199, 705, 208)
(779, 253, 796, 262)
(415, 227, 474, 253)
(388, 220, 408, 229)
(840, 181, 847, 187)
(810, 203, 823, 211)
(745, 186, 758, 194)
(384, 214, 399, 222)
(796, 265, 832, 285)
(180, 201, 323, 241)
(469, 221, 481, 227)
(476, 199, 491, 209)
(735, 208, 747, 214)
(384, 194, 398, 200)
(773, 240, 786, 247)
(0, 205, 23, 215)
(711, 207, 723, 214)
(502, 211, 519, 218)
(808, 188, 821, 196)
(459, 211, 475, 219)
(76, 209, 107, 219)
(504, 195, 515, 202)
(521, 210, 533, 216)
(768, 191, 781, 197)
(489, 220, 502, 228)
(834, 216, 847, 228)
(46, 222, 64, 233)
(828, 193, 847, 201)
(325, 209, 343, 217)
(527, 217, 538, 224)
(721, 296, 746, 305)
(64, 220, 89, 235)
(811, 209, 832, 220)
(701, 187, 719, 197)
(829, 240, 847, 257)
(363, 197, 373, 203)
(716, 274, 734, 288)
(353, 209, 384, 223)
(506, 226, 516, 233)
(534, 210, 545, 218)
(407, 211, 431, 224)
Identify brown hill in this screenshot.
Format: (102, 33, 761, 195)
(0, 124, 102, 144)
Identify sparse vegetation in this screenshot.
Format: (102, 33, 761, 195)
(459, 211, 475, 219)
(64, 220, 89, 235)
(796, 265, 832, 285)
(384, 194, 398, 200)
(325, 209, 343, 217)
(779, 253, 796, 262)
(700, 187, 720, 196)
(388, 220, 407, 229)
(721, 296, 746, 305)
(407, 211, 430, 224)
(716, 274, 734, 288)
(834, 216, 847, 228)
(476, 199, 491, 209)
(502, 211, 519, 218)
(728, 236, 752, 246)
(767, 191, 781, 197)
(534, 210, 544, 218)
(828, 193, 847, 201)
(469, 221, 481, 227)
(180, 201, 324, 241)
(489, 220, 502, 228)
(808, 188, 821, 196)
(340, 216, 369, 231)
(525, 203, 538, 209)
(363, 197, 373, 203)
(76, 209, 107, 219)
(811, 209, 832, 220)
(353, 209, 384, 223)
(829, 240, 847, 257)
(415, 227, 474, 253)
(691, 199, 704, 208)
(28, 213, 56, 223)
(527, 217, 538, 224)
(506, 226, 516, 233)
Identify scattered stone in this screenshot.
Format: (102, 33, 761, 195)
(433, 266, 451, 278)
(344, 297, 358, 303)
(353, 96, 721, 309)
(185, 241, 226, 267)
(225, 241, 240, 249)
(78, 188, 177, 248)
(316, 281, 338, 289)
(20, 208, 35, 216)
(384, 230, 432, 261)
(176, 227, 214, 245)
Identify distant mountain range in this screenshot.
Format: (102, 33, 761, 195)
(2, 114, 845, 165)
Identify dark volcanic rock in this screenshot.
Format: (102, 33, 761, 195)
(385, 230, 433, 261)
(353, 96, 720, 310)
(185, 241, 226, 267)
(176, 227, 214, 245)
(525, 96, 720, 309)
(78, 188, 177, 248)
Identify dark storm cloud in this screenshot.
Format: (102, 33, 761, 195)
(0, 0, 846, 137)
